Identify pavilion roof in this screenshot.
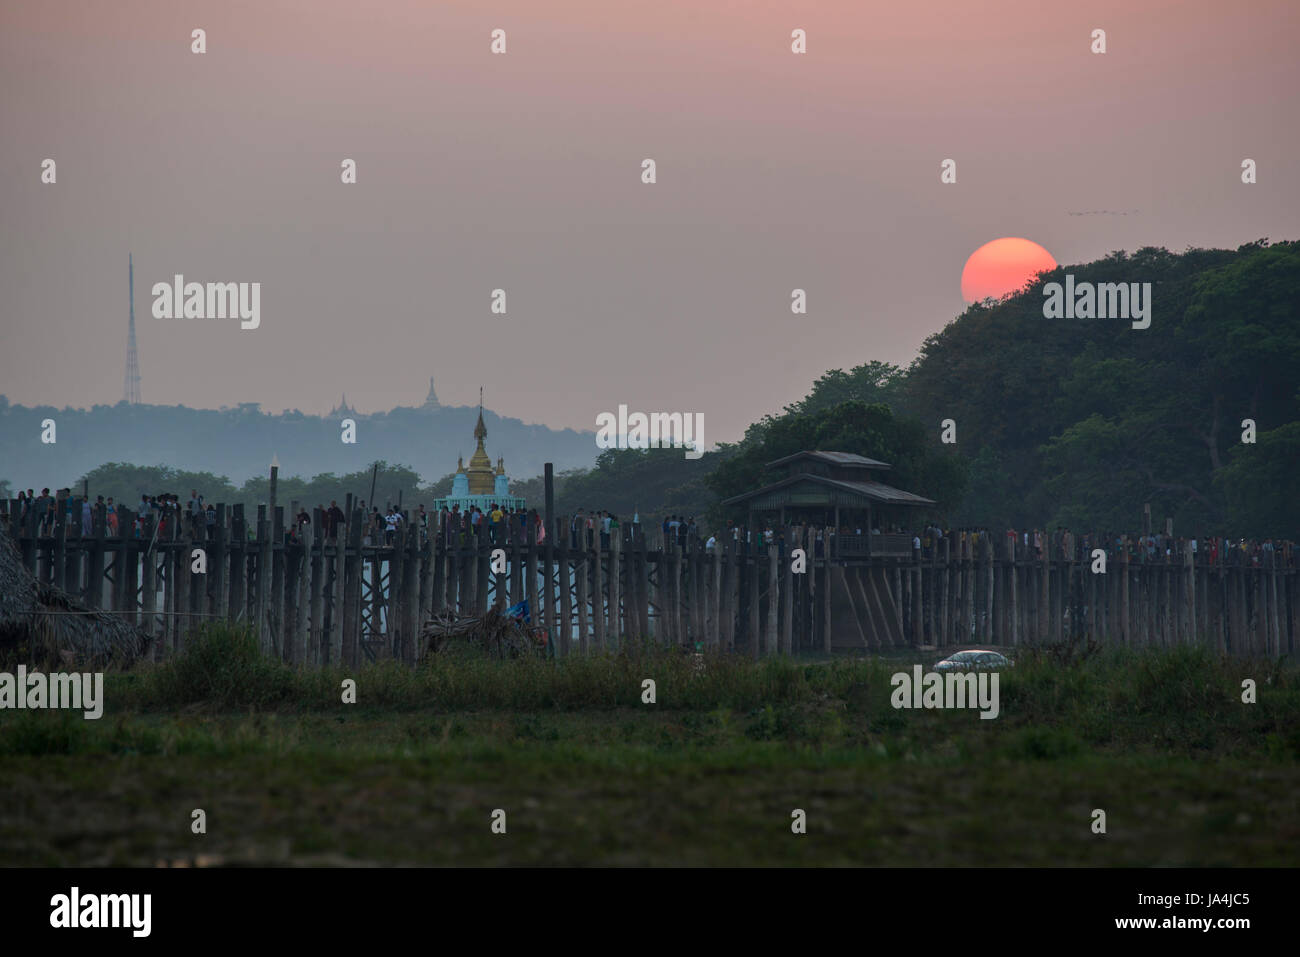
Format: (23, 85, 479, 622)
(765, 450, 892, 471)
(720, 473, 935, 509)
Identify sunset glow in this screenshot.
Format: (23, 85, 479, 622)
(961, 238, 1058, 303)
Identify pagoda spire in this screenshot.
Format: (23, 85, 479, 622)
(123, 252, 142, 404)
(466, 387, 494, 494)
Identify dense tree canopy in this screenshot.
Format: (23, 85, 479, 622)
(554, 449, 714, 524)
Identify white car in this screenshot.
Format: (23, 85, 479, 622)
(934, 650, 1013, 672)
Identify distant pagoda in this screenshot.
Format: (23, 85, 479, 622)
(434, 388, 524, 512)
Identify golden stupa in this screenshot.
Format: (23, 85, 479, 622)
(465, 405, 496, 495)
(436, 387, 524, 512)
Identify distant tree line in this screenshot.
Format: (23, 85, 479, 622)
(48, 461, 438, 517)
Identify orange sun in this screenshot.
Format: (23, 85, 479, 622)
(961, 237, 1057, 303)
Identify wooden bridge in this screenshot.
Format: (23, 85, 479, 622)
(3, 497, 1296, 664)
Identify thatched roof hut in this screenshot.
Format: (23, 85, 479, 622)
(0, 523, 150, 669)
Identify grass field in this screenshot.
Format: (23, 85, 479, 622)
(2, 627, 1298, 866)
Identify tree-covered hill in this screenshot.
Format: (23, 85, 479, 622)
(540, 240, 1299, 535)
(903, 240, 1300, 532)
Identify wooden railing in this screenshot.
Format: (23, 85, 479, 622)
(833, 532, 913, 559)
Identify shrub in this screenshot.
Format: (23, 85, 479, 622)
(135, 624, 295, 710)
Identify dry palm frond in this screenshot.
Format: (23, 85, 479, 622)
(0, 524, 150, 669)
(420, 606, 546, 660)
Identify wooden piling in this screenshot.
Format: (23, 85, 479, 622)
(592, 522, 605, 650)
(308, 510, 323, 666)
(255, 506, 270, 654)
(780, 528, 795, 655)
(765, 540, 779, 655)
(748, 535, 761, 658)
(526, 515, 540, 648)
(609, 523, 621, 644)
(271, 506, 285, 657)
(575, 532, 589, 654)
(341, 509, 362, 667)
(558, 521, 573, 656)
(140, 518, 157, 643)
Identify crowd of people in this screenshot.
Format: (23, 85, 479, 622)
(338, 501, 548, 549)
(437, 503, 547, 547)
(7, 487, 1296, 569)
(569, 509, 622, 549)
(11, 487, 217, 541)
(923, 525, 1298, 568)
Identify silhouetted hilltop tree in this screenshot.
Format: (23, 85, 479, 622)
(782, 361, 907, 417)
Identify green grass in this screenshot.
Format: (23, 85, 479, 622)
(1, 625, 1297, 865)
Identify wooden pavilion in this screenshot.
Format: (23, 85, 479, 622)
(720, 451, 935, 559)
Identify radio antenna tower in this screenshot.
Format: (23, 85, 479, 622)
(124, 252, 142, 404)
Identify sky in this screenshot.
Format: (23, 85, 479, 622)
(2, 0, 1298, 449)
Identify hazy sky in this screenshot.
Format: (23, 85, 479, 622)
(3, 0, 1298, 447)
